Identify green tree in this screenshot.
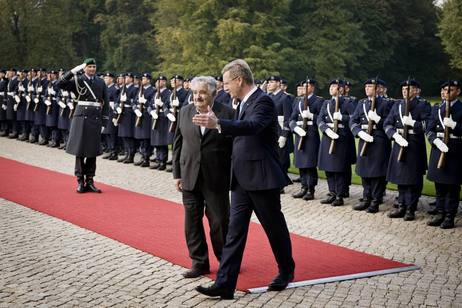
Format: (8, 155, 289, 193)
(438, 0, 462, 70)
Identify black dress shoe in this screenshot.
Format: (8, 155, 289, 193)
(76, 178, 86, 193)
(195, 284, 234, 300)
(427, 208, 439, 215)
(353, 199, 370, 211)
(123, 155, 134, 164)
(403, 210, 415, 221)
(140, 160, 150, 167)
(150, 162, 160, 169)
(267, 272, 294, 291)
(158, 163, 167, 171)
(320, 194, 336, 204)
(108, 153, 118, 160)
(366, 201, 379, 214)
(302, 191, 315, 200)
(388, 207, 406, 218)
(182, 268, 210, 278)
(85, 179, 102, 193)
(292, 187, 308, 199)
(427, 214, 445, 227)
(331, 197, 344, 207)
(440, 217, 455, 229)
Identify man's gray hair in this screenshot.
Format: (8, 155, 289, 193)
(221, 59, 254, 85)
(191, 76, 217, 96)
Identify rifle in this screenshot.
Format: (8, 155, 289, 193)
(68, 92, 77, 119)
(59, 90, 67, 118)
(152, 86, 161, 130)
(135, 84, 145, 127)
(297, 79, 309, 150)
(359, 79, 378, 156)
(397, 79, 411, 162)
(34, 80, 43, 112)
(437, 82, 451, 169)
(169, 77, 179, 132)
(46, 83, 53, 115)
(115, 84, 126, 125)
(328, 85, 341, 155)
(26, 80, 34, 110)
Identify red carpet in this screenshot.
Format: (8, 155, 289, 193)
(0, 157, 417, 292)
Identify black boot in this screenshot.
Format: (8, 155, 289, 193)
(108, 152, 118, 160)
(331, 197, 344, 207)
(388, 206, 406, 218)
(158, 162, 167, 170)
(292, 187, 308, 199)
(140, 159, 150, 167)
(366, 200, 380, 214)
(302, 188, 315, 201)
(353, 198, 371, 211)
(403, 209, 415, 221)
(123, 154, 135, 164)
(427, 213, 445, 227)
(85, 177, 102, 193)
(102, 152, 112, 159)
(440, 216, 455, 229)
(320, 194, 336, 204)
(76, 177, 86, 193)
(117, 154, 128, 163)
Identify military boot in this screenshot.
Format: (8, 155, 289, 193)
(320, 194, 336, 204)
(85, 177, 102, 193)
(388, 206, 406, 218)
(427, 213, 445, 227)
(440, 216, 455, 229)
(117, 154, 128, 163)
(302, 187, 315, 201)
(76, 177, 86, 193)
(292, 187, 308, 199)
(366, 200, 380, 214)
(353, 198, 371, 211)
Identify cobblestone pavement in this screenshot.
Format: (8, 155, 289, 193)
(1, 137, 461, 307)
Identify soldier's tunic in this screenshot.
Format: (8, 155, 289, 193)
(317, 97, 356, 198)
(57, 71, 109, 178)
(45, 80, 61, 145)
(101, 83, 120, 155)
(15, 78, 29, 138)
(134, 84, 155, 159)
(289, 94, 324, 191)
(0, 77, 7, 133)
(57, 88, 72, 148)
(270, 90, 293, 173)
(25, 78, 38, 135)
(350, 96, 393, 202)
(149, 87, 172, 164)
(33, 77, 49, 141)
(426, 99, 462, 219)
(384, 97, 431, 211)
(116, 83, 137, 158)
(214, 89, 231, 107)
(6, 75, 19, 136)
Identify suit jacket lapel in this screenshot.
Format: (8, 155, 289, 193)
(239, 88, 261, 120)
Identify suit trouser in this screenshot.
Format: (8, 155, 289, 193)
(325, 171, 347, 197)
(215, 181, 295, 291)
(434, 182, 461, 217)
(74, 157, 96, 178)
(299, 168, 318, 189)
(362, 176, 386, 201)
(182, 174, 230, 270)
(397, 181, 422, 212)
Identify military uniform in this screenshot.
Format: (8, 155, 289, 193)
(384, 79, 431, 220)
(33, 71, 49, 144)
(56, 86, 73, 149)
(6, 69, 19, 138)
(45, 71, 61, 147)
(25, 70, 38, 142)
(0, 70, 8, 135)
(101, 73, 120, 160)
(15, 71, 29, 140)
(426, 80, 462, 229)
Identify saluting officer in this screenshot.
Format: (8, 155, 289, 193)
(384, 79, 431, 221)
(317, 79, 356, 206)
(101, 72, 120, 160)
(57, 58, 109, 193)
(350, 78, 393, 213)
(426, 80, 462, 229)
(289, 78, 324, 201)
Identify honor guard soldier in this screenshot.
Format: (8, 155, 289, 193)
(57, 58, 109, 193)
(426, 80, 462, 229)
(149, 75, 172, 171)
(101, 72, 120, 160)
(15, 69, 29, 141)
(34, 68, 49, 145)
(317, 79, 356, 206)
(384, 79, 431, 221)
(170, 75, 188, 108)
(214, 75, 231, 106)
(56, 78, 72, 150)
(343, 80, 358, 108)
(25, 69, 38, 142)
(44, 70, 61, 147)
(350, 78, 393, 213)
(6, 68, 19, 138)
(115, 72, 137, 164)
(289, 78, 324, 200)
(134, 72, 155, 167)
(267, 75, 294, 189)
(0, 69, 8, 136)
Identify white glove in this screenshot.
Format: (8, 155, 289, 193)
(402, 114, 415, 127)
(44, 99, 51, 106)
(48, 88, 55, 95)
(358, 131, 374, 143)
(393, 132, 408, 147)
(112, 118, 118, 126)
(2, 105, 6, 110)
(277, 115, 284, 129)
(138, 97, 146, 104)
(67, 103, 74, 110)
(13, 104, 18, 111)
(14, 95, 21, 103)
(71, 63, 86, 74)
(116, 107, 122, 114)
(302, 109, 313, 119)
(368, 110, 381, 123)
(120, 94, 127, 102)
(278, 136, 287, 148)
(135, 109, 142, 117)
(167, 113, 176, 122)
(58, 101, 66, 109)
(150, 110, 158, 119)
(101, 126, 105, 133)
(28, 85, 34, 92)
(443, 116, 457, 129)
(433, 138, 448, 153)
(34, 98, 39, 103)
(155, 98, 163, 107)
(25, 96, 31, 103)
(62, 91, 68, 97)
(333, 111, 343, 121)
(325, 128, 339, 140)
(294, 126, 307, 137)
(109, 101, 115, 109)
(172, 98, 180, 107)
(37, 86, 42, 93)
(70, 92, 76, 99)
(18, 85, 25, 92)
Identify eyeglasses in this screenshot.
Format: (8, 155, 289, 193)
(223, 75, 239, 86)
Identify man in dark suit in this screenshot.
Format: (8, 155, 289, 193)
(192, 59, 295, 299)
(173, 76, 234, 279)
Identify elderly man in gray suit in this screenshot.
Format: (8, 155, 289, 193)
(172, 76, 234, 278)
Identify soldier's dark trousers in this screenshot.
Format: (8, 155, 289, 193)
(104, 131, 118, 152)
(138, 139, 152, 159)
(39, 125, 49, 141)
(30, 125, 39, 138)
(122, 137, 135, 156)
(277, 146, 290, 174)
(434, 182, 461, 217)
(6, 120, 17, 134)
(342, 166, 352, 196)
(362, 176, 385, 201)
(155, 145, 168, 163)
(397, 182, 422, 211)
(50, 127, 60, 143)
(75, 157, 96, 178)
(325, 171, 347, 197)
(0, 120, 7, 133)
(299, 168, 318, 189)
(60, 129, 69, 145)
(19, 121, 30, 136)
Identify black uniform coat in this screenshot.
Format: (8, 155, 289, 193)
(57, 71, 109, 157)
(289, 94, 323, 168)
(116, 83, 137, 138)
(150, 88, 172, 146)
(0, 78, 7, 121)
(426, 99, 462, 184)
(6, 76, 19, 120)
(384, 97, 431, 185)
(57, 88, 71, 130)
(214, 89, 231, 107)
(317, 97, 356, 172)
(33, 78, 48, 126)
(270, 90, 294, 153)
(45, 80, 60, 127)
(25, 78, 37, 122)
(350, 96, 393, 177)
(172, 102, 234, 192)
(134, 85, 155, 139)
(15, 79, 28, 122)
(102, 83, 120, 135)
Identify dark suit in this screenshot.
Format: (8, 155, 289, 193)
(214, 87, 295, 292)
(173, 102, 234, 270)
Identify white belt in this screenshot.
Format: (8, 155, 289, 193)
(296, 120, 313, 126)
(437, 132, 462, 139)
(361, 124, 377, 130)
(327, 123, 345, 129)
(0, 93, 4, 96)
(124, 104, 131, 108)
(78, 101, 100, 107)
(397, 128, 415, 135)
(7, 92, 14, 96)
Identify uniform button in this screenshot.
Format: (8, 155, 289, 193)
(96, 117, 98, 119)
(85, 107, 88, 109)
(84, 116, 87, 119)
